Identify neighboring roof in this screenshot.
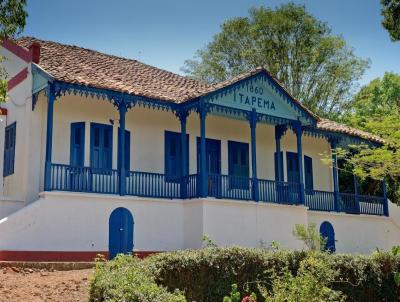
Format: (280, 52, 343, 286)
(16, 37, 211, 103)
(317, 119, 385, 144)
(13, 37, 384, 144)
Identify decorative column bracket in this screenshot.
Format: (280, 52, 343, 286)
(197, 102, 210, 198)
(44, 83, 56, 191)
(176, 109, 189, 199)
(382, 178, 389, 216)
(275, 124, 288, 182)
(329, 138, 341, 212)
(118, 100, 128, 196)
(248, 109, 260, 201)
(291, 121, 305, 205)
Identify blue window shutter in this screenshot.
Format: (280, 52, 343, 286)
(196, 138, 221, 174)
(70, 122, 85, 167)
(3, 122, 16, 177)
(304, 155, 314, 193)
(228, 141, 249, 178)
(228, 141, 249, 189)
(286, 152, 299, 183)
(274, 152, 284, 181)
(118, 129, 131, 172)
(90, 123, 113, 170)
(165, 131, 188, 182)
(125, 131, 130, 172)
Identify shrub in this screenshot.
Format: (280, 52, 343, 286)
(89, 248, 400, 302)
(145, 247, 400, 302)
(260, 253, 345, 301)
(88, 254, 185, 302)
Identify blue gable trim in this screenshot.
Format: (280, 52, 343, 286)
(53, 81, 179, 112)
(199, 71, 317, 126)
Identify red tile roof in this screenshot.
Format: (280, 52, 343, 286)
(16, 37, 211, 103)
(14, 37, 384, 144)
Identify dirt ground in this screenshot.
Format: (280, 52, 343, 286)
(0, 266, 93, 302)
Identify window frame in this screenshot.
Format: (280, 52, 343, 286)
(304, 155, 314, 194)
(228, 140, 250, 190)
(164, 130, 189, 183)
(90, 122, 113, 172)
(70, 122, 85, 167)
(3, 122, 16, 177)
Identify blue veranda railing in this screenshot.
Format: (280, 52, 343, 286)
(50, 163, 386, 216)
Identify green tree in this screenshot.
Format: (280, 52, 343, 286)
(0, 0, 28, 102)
(381, 0, 400, 41)
(340, 72, 400, 203)
(183, 3, 368, 118)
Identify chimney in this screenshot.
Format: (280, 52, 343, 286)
(28, 41, 41, 64)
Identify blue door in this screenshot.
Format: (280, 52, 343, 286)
(109, 207, 134, 259)
(197, 138, 221, 196)
(286, 152, 300, 203)
(69, 122, 85, 191)
(320, 221, 336, 252)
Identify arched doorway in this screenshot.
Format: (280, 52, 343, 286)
(109, 207, 134, 259)
(320, 221, 336, 252)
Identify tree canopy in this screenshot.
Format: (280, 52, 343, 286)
(381, 0, 400, 41)
(0, 0, 27, 103)
(340, 72, 400, 203)
(183, 3, 369, 118)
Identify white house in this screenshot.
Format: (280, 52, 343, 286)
(0, 37, 399, 261)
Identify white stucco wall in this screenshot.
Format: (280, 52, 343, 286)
(0, 45, 35, 204)
(308, 210, 400, 254)
(0, 192, 399, 254)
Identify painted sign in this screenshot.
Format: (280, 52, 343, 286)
(209, 76, 302, 121)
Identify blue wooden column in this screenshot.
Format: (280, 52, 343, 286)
(44, 83, 55, 191)
(382, 178, 389, 216)
(199, 103, 208, 197)
(179, 111, 188, 199)
(274, 125, 287, 182)
(330, 139, 340, 212)
(293, 121, 305, 204)
(249, 109, 259, 201)
(353, 175, 360, 213)
(118, 102, 127, 196)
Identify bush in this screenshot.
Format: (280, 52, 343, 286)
(260, 253, 345, 301)
(89, 255, 185, 302)
(89, 248, 400, 302)
(146, 247, 400, 302)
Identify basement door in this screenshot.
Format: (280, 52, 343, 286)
(320, 221, 336, 253)
(109, 207, 134, 259)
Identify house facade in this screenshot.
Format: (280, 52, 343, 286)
(0, 37, 399, 261)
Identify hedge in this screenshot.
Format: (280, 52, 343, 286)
(88, 255, 185, 302)
(89, 247, 400, 302)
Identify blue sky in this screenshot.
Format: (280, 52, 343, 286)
(23, 0, 399, 86)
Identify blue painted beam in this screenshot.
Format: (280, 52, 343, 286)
(293, 121, 305, 205)
(250, 109, 259, 201)
(199, 103, 207, 197)
(118, 103, 127, 196)
(44, 83, 55, 191)
(179, 111, 188, 199)
(330, 139, 340, 212)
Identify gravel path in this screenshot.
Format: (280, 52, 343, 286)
(0, 267, 92, 302)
